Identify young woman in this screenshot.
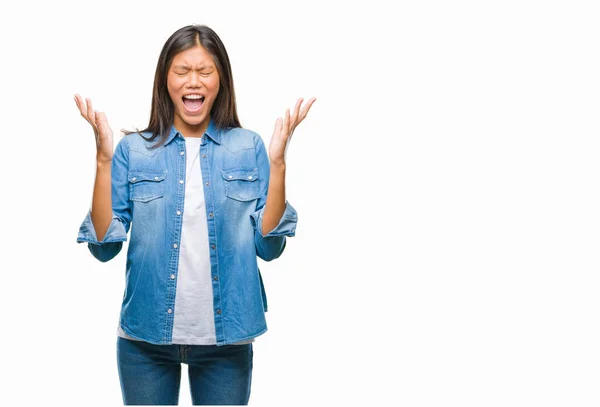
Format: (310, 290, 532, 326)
(75, 24, 315, 405)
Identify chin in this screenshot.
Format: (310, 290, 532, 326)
(179, 110, 207, 126)
(186, 117, 208, 127)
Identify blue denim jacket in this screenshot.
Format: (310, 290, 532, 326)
(77, 120, 297, 345)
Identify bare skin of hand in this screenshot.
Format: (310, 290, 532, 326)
(74, 94, 115, 241)
(74, 94, 114, 164)
(269, 97, 316, 165)
(261, 97, 316, 235)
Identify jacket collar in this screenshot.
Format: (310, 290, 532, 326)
(163, 118, 221, 146)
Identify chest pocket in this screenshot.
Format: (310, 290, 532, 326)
(221, 167, 260, 202)
(128, 170, 167, 202)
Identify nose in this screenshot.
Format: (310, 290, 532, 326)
(187, 71, 202, 88)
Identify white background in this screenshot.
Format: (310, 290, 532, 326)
(1, 0, 599, 406)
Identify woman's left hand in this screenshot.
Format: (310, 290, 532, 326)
(269, 97, 316, 166)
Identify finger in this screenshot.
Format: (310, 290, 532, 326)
(273, 117, 283, 136)
(298, 97, 317, 122)
(86, 97, 95, 124)
(95, 111, 109, 135)
(284, 108, 290, 136)
(297, 97, 316, 122)
(74, 94, 82, 111)
(74, 94, 88, 119)
(290, 97, 303, 127)
(75, 95, 96, 129)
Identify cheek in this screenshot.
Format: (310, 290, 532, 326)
(208, 78, 220, 94)
(167, 82, 181, 104)
(167, 75, 184, 91)
(167, 88, 178, 106)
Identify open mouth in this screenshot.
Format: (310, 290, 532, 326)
(182, 94, 205, 113)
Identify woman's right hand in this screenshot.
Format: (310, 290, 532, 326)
(74, 94, 114, 164)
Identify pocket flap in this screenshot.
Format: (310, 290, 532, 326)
(221, 168, 259, 182)
(128, 170, 167, 183)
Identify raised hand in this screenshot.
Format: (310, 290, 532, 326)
(74, 94, 114, 164)
(269, 97, 316, 166)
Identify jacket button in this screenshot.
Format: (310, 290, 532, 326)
(216, 309, 221, 315)
(213, 275, 218, 281)
(211, 244, 216, 250)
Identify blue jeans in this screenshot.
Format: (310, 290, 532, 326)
(116, 336, 253, 405)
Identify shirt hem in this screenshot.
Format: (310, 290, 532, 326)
(119, 322, 266, 346)
(219, 326, 267, 345)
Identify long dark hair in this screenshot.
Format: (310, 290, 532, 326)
(124, 25, 241, 146)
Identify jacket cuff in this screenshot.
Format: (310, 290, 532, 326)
(250, 201, 297, 238)
(77, 211, 127, 245)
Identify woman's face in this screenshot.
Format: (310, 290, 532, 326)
(167, 45, 220, 136)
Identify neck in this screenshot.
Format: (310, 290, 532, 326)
(174, 116, 210, 138)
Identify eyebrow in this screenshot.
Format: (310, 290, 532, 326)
(173, 65, 214, 70)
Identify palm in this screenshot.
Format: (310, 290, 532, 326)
(269, 97, 316, 165)
(74, 94, 114, 163)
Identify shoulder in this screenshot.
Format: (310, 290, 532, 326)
(116, 131, 164, 156)
(219, 127, 264, 151)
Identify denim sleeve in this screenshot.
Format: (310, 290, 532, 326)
(250, 134, 298, 262)
(76, 136, 132, 263)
